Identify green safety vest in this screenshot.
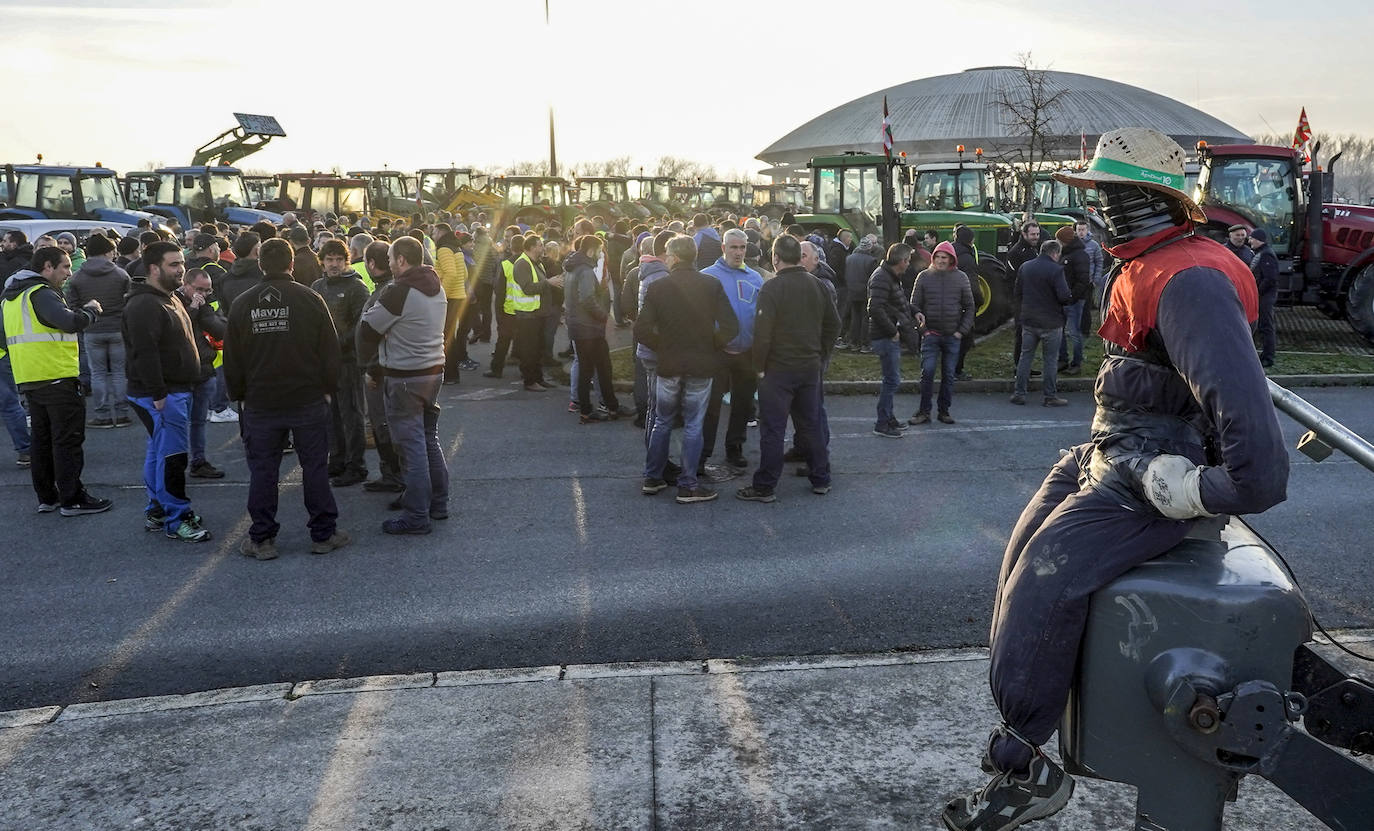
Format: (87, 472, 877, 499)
(351, 261, 375, 293)
(505, 254, 540, 314)
(2, 285, 80, 384)
(209, 299, 224, 369)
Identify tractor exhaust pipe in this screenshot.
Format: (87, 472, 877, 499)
(1305, 142, 1324, 283)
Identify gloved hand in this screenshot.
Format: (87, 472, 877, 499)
(1142, 454, 1216, 520)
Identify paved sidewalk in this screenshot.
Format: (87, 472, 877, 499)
(0, 649, 1340, 830)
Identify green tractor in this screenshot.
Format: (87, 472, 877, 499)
(909, 152, 1076, 243)
(495, 176, 577, 230)
(752, 183, 808, 220)
(575, 176, 650, 220)
(625, 176, 676, 218)
(790, 152, 1018, 333)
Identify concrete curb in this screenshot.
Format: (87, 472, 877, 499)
(7, 633, 1369, 729)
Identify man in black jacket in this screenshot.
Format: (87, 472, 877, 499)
(866, 243, 914, 438)
(738, 234, 840, 502)
(175, 268, 227, 479)
(951, 225, 985, 378)
(1054, 225, 1092, 374)
(312, 238, 372, 487)
(1005, 221, 1041, 372)
(0, 230, 35, 283)
(1248, 228, 1279, 367)
(634, 234, 738, 504)
(1010, 239, 1071, 407)
(124, 241, 211, 543)
(217, 232, 263, 310)
(224, 238, 347, 560)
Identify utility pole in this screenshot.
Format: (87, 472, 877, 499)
(546, 0, 558, 177)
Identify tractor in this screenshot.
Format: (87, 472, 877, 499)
(1, 163, 168, 229)
(266, 174, 370, 227)
(789, 152, 1020, 334)
(752, 183, 808, 220)
(347, 169, 432, 219)
(625, 176, 677, 218)
(415, 167, 502, 218)
(495, 176, 577, 230)
(135, 166, 282, 229)
(575, 176, 650, 220)
(121, 172, 160, 211)
(702, 180, 747, 214)
(1195, 141, 1374, 343)
(243, 175, 277, 208)
(909, 148, 1076, 240)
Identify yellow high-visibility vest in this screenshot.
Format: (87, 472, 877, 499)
(1, 285, 79, 384)
(505, 254, 541, 314)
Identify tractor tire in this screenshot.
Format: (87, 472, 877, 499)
(1346, 264, 1374, 344)
(973, 258, 1012, 335)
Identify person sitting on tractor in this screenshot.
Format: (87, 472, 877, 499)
(941, 127, 1289, 831)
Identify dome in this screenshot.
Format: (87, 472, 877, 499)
(757, 67, 1250, 170)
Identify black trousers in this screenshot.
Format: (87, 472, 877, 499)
(489, 312, 516, 374)
(328, 362, 368, 476)
(702, 351, 756, 463)
(241, 400, 338, 544)
(513, 315, 545, 385)
(572, 336, 619, 414)
(460, 282, 493, 343)
(25, 378, 86, 505)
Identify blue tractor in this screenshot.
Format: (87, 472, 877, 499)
(140, 166, 282, 229)
(1, 163, 168, 229)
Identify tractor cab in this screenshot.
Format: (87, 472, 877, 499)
(626, 176, 675, 217)
(121, 172, 160, 211)
(1196, 146, 1301, 256)
(417, 168, 480, 208)
(1, 164, 167, 229)
(702, 181, 745, 212)
(243, 175, 277, 208)
(271, 174, 370, 226)
(348, 169, 425, 216)
(498, 176, 575, 228)
(753, 183, 808, 219)
(577, 176, 648, 219)
(146, 166, 282, 228)
(671, 185, 712, 212)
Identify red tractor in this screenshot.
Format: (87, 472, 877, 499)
(1194, 142, 1374, 343)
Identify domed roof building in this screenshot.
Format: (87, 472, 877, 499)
(757, 66, 1250, 174)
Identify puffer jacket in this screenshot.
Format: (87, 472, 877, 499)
(843, 247, 879, 304)
(866, 262, 911, 341)
(65, 257, 130, 334)
(911, 242, 975, 336)
(1060, 236, 1092, 301)
(436, 246, 468, 301)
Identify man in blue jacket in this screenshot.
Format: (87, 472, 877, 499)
(701, 228, 765, 472)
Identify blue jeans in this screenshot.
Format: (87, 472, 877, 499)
(871, 337, 901, 427)
(190, 375, 215, 464)
(919, 333, 960, 415)
(0, 355, 30, 454)
(640, 356, 658, 448)
(384, 374, 450, 528)
(129, 391, 193, 530)
(1058, 300, 1085, 368)
(754, 368, 829, 492)
(1016, 326, 1062, 398)
(85, 331, 129, 420)
(211, 366, 229, 412)
(644, 374, 711, 490)
(633, 355, 648, 418)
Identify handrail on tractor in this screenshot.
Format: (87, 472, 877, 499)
(1267, 379, 1374, 474)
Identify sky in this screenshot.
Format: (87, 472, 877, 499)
(3, 0, 1372, 181)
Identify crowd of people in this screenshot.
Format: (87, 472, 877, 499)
(0, 171, 1285, 540)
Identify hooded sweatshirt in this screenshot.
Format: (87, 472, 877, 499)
(65, 257, 130, 334)
(911, 241, 976, 337)
(122, 280, 203, 399)
(357, 264, 446, 376)
(220, 257, 265, 314)
(693, 226, 722, 269)
(562, 250, 610, 340)
(0, 244, 34, 283)
(700, 257, 764, 354)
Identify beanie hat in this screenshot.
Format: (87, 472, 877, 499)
(1055, 225, 1075, 245)
(1249, 228, 1268, 243)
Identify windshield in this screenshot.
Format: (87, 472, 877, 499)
(283, 178, 305, 209)
(508, 182, 563, 207)
(585, 181, 627, 202)
(208, 173, 248, 208)
(914, 170, 987, 211)
(378, 174, 405, 197)
(1031, 178, 1075, 212)
(844, 168, 882, 217)
(1201, 156, 1296, 255)
(337, 186, 367, 215)
(814, 169, 840, 213)
(78, 175, 124, 212)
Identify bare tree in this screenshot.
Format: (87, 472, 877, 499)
(988, 52, 1071, 217)
(505, 159, 550, 176)
(1254, 131, 1374, 205)
(602, 155, 633, 177)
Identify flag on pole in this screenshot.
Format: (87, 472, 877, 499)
(1292, 107, 1312, 162)
(881, 96, 894, 161)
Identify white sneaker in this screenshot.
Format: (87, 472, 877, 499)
(208, 408, 239, 423)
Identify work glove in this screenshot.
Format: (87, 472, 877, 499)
(1142, 454, 1216, 520)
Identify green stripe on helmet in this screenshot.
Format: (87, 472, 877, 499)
(1087, 157, 1185, 191)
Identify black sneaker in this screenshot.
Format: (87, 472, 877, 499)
(60, 493, 113, 516)
(675, 485, 718, 504)
(873, 424, 903, 438)
(381, 518, 431, 535)
(725, 454, 748, 470)
(642, 477, 668, 495)
(189, 460, 225, 479)
(942, 752, 1074, 831)
(16, 453, 30, 468)
(330, 470, 368, 487)
(735, 486, 776, 503)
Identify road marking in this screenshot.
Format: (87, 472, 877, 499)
(302, 692, 392, 831)
(571, 476, 588, 546)
(707, 672, 780, 825)
(450, 387, 516, 401)
(831, 420, 1090, 439)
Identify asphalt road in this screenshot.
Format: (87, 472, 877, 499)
(1, 377, 1370, 712)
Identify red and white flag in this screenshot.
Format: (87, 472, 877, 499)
(881, 96, 894, 161)
(1292, 107, 1313, 162)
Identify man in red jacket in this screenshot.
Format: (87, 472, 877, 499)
(943, 128, 1290, 830)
